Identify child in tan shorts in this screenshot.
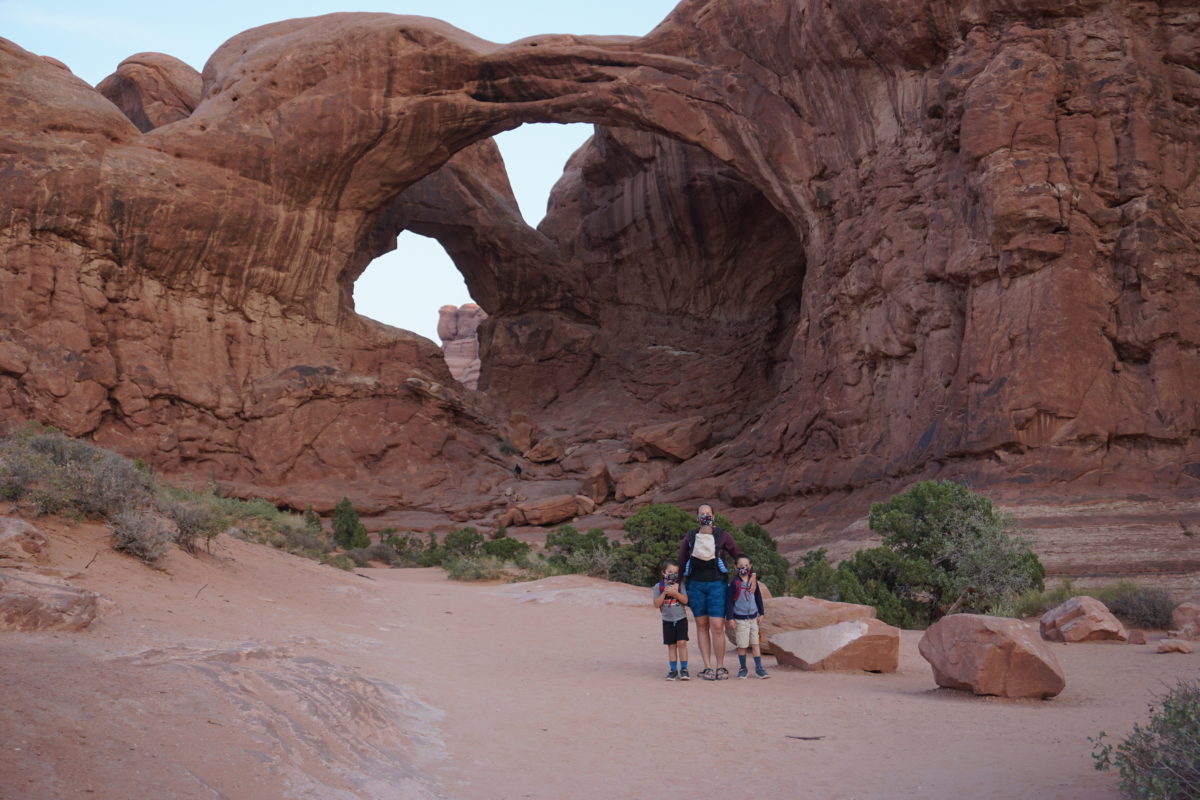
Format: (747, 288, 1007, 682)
(726, 556, 768, 678)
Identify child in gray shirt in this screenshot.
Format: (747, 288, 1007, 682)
(652, 559, 690, 680)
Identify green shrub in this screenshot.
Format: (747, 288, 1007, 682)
(110, 509, 173, 565)
(610, 505, 694, 586)
(331, 497, 362, 549)
(1105, 586, 1177, 630)
(0, 426, 155, 518)
(480, 531, 530, 561)
(322, 553, 356, 571)
(443, 555, 507, 581)
(790, 548, 840, 598)
(544, 525, 611, 574)
(443, 527, 484, 557)
(1091, 679, 1199, 799)
(866, 479, 1044, 620)
(156, 496, 224, 554)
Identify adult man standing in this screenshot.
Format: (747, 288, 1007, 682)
(677, 503, 743, 680)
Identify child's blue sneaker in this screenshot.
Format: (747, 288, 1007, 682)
(679, 668, 690, 681)
(665, 669, 679, 681)
(736, 666, 748, 679)
(755, 667, 770, 679)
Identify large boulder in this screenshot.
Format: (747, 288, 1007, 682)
(525, 437, 566, 464)
(613, 463, 667, 502)
(513, 494, 578, 527)
(1157, 638, 1194, 654)
(0, 517, 48, 561)
(630, 417, 712, 462)
(1040, 596, 1128, 643)
(755, 596, 877, 656)
(578, 462, 614, 505)
(770, 618, 900, 672)
(919, 614, 1066, 699)
(0, 572, 100, 631)
(1171, 603, 1200, 641)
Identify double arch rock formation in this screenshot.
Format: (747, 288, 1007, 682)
(2, 2, 1199, 568)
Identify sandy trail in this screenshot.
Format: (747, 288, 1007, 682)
(2, 519, 1195, 799)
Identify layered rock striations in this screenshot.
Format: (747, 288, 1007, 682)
(1, 2, 1198, 584)
(438, 304, 486, 389)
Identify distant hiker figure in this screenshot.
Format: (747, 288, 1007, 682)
(677, 503, 743, 680)
(514, 464, 522, 479)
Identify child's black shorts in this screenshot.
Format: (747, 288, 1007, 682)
(662, 617, 689, 645)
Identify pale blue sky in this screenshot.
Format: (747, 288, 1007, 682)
(3, 0, 679, 340)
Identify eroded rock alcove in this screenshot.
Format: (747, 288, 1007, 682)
(2, 1, 1198, 586)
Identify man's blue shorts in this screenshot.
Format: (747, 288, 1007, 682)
(686, 579, 726, 618)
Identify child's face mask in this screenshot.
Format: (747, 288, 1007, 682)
(737, 566, 750, 576)
(698, 512, 714, 526)
(664, 572, 679, 584)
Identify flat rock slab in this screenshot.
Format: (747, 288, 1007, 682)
(1157, 638, 1194, 654)
(1040, 596, 1128, 643)
(920, 614, 1066, 699)
(488, 575, 647, 607)
(0, 572, 99, 631)
(770, 618, 900, 672)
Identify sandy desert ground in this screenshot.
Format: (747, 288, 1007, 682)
(2, 516, 1196, 800)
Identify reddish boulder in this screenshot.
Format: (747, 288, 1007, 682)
(514, 494, 578, 527)
(631, 417, 711, 462)
(578, 462, 614, 505)
(525, 437, 566, 464)
(770, 618, 900, 672)
(0, 518, 48, 561)
(614, 463, 667, 502)
(0, 572, 99, 631)
(1171, 603, 1200, 641)
(1040, 596, 1128, 643)
(503, 414, 540, 455)
(1127, 629, 1147, 645)
(1157, 638, 1194, 654)
(920, 615, 1065, 699)
(756, 596, 877, 656)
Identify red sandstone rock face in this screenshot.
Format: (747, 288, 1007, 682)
(438, 304, 486, 389)
(96, 53, 202, 132)
(0, 572, 99, 632)
(1, 3, 1199, 585)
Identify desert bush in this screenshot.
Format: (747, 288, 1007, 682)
(480, 530, 530, 561)
(0, 426, 155, 518)
(1091, 679, 1200, 799)
(545, 525, 611, 564)
(321, 553, 356, 571)
(443, 555, 507, 581)
(610, 505, 695, 586)
(1104, 586, 1177, 630)
(303, 505, 323, 534)
(790, 547, 841, 598)
(110, 509, 174, 565)
(565, 546, 616, 579)
(865, 479, 1045, 621)
(443, 526, 485, 557)
(156, 497, 224, 554)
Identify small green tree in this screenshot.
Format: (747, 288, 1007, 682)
(867, 480, 1044, 618)
(350, 522, 370, 549)
(611, 504, 694, 586)
(481, 529, 530, 561)
(331, 497, 361, 549)
(443, 527, 484, 557)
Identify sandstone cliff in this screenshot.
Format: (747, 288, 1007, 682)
(1, 2, 1198, 582)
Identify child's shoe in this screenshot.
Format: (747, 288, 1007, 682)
(755, 667, 770, 679)
(679, 668, 690, 681)
(665, 669, 679, 681)
(736, 666, 748, 679)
